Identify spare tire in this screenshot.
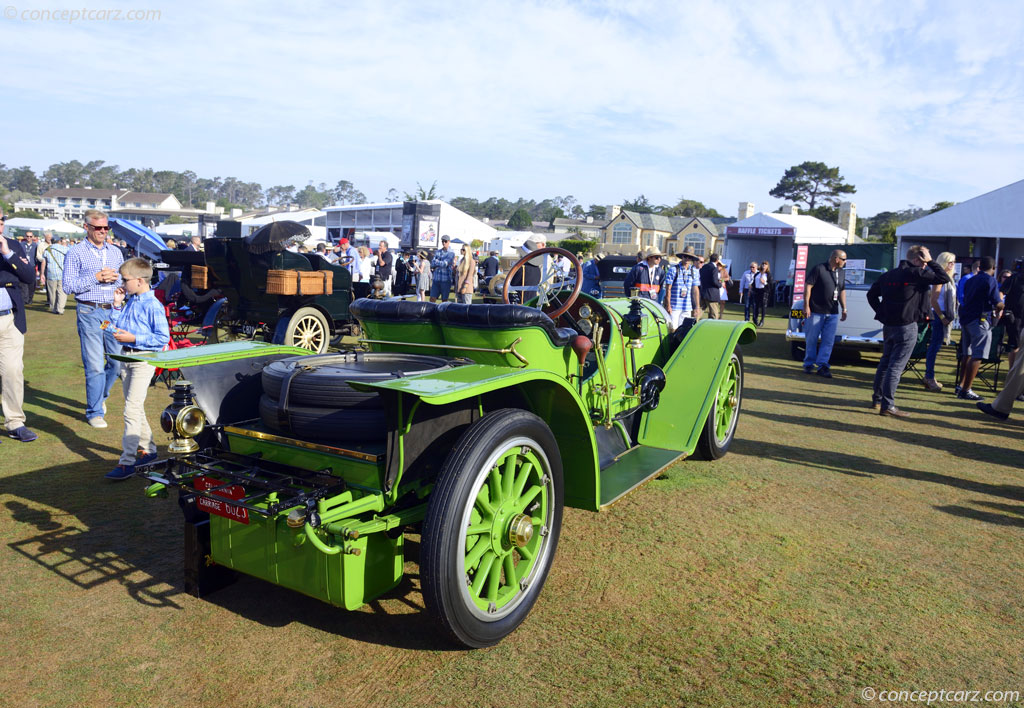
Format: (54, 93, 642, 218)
(259, 394, 387, 442)
(262, 352, 454, 407)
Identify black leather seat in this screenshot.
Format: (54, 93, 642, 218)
(350, 298, 437, 323)
(436, 302, 576, 347)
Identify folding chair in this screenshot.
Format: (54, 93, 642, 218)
(902, 321, 932, 383)
(955, 323, 1005, 392)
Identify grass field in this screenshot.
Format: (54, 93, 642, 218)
(1, 295, 1022, 708)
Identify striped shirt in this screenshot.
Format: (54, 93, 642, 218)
(62, 239, 124, 304)
(664, 263, 699, 313)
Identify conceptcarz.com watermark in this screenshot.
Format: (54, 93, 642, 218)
(3, 6, 161, 22)
(861, 687, 1021, 704)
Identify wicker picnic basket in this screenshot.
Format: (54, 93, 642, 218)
(266, 270, 333, 296)
(191, 265, 208, 289)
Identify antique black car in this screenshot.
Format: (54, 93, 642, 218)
(200, 236, 363, 353)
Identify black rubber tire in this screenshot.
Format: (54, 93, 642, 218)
(208, 307, 243, 345)
(284, 306, 330, 354)
(258, 394, 386, 441)
(261, 352, 453, 407)
(693, 349, 743, 461)
(790, 341, 806, 361)
(421, 409, 563, 648)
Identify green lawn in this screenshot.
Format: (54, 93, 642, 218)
(1, 298, 1021, 707)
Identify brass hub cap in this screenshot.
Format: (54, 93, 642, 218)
(507, 513, 534, 548)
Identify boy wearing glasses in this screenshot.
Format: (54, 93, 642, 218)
(104, 258, 169, 480)
(62, 209, 125, 428)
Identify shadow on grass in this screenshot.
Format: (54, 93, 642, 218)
(1, 461, 458, 650)
(1, 461, 184, 609)
(741, 439, 1024, 502)
(934, 505, 1024, 528)
(743, 407, 1020, 467)
(201, 536, 462, 651)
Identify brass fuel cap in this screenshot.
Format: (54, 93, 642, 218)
(507, 514, 534, 548)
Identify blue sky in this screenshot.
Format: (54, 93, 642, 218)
(1, 0, 1022, 217)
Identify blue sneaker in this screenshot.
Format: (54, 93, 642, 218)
(977, 402, 1009, 420)
(105, 464, 136, 481)
(136, 452, 159, 466)
(7, 427, 38, 442)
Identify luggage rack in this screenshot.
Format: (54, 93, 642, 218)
(138, 450, 349, 518)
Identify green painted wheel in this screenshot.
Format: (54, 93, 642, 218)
(694, 348, 743, 460)
(422, 409, 563, 647)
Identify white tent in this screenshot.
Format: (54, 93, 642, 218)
(895, 178, 1024, 267)
(154, 222, 202, 237)
(724, 212, 849, 279)
(3, 217, 85, 234)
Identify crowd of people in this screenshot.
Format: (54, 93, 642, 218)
(3, 210, 1023, 483)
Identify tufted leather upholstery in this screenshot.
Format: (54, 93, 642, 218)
(350, 298, 437, 323)
(436, 302, 576, 347)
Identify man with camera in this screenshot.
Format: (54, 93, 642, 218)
(0, 213, 39, 442)
(867, 245, 951, 418)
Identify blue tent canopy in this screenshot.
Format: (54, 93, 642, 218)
(109, 218, 167, 261)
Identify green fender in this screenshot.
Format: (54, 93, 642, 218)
(350, 365, 602, 510)
(638, 319, 756, 453)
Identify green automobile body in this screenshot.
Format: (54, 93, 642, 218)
(123, 283, 754, 647)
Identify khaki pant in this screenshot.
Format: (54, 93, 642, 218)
(705, 301, 722, 320)
(46, 278, 67, 314)
(0, 313, 26, 430)
(993, 323, 1024, 415)
(120, 360, 157, 465)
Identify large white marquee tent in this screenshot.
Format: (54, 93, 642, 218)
(895, 179, 1024, 267)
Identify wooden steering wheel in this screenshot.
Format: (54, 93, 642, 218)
(502, 247, 583, 320)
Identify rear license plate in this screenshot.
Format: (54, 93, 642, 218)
(790, 309, 805, 319)
(194, 475, 249, 524)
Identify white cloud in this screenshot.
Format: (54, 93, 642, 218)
(0, 0, 1022, 214)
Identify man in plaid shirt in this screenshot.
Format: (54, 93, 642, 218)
(429, 235, 456, 302)
(663, 247, 701, 328)
(62, 210, 124, 428)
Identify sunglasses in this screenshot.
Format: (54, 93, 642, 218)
(88, 225, 112, 232)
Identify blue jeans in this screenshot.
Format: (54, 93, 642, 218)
(429, 281, 452, 302)
(872, 323, 918, 411)
(924, 320, 946, 378)
(803, 313, 839, 369)
(76, 303, 122, 420)
(743, 290, 752, 321)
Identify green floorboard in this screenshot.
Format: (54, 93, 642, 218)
(599, 445, 684, 508)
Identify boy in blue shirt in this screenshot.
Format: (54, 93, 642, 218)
(105, 258, 170, 480)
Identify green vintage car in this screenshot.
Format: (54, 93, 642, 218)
(122, 248, 755, 647)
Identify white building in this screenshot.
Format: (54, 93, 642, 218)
(15, 187, 224, 226)
(324, 200, 496, 249)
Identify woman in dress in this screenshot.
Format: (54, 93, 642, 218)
(416, 250, 432, 302)
(923, 251, 957, 391)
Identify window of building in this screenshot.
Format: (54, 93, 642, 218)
(684, 233, 705, 256)
(611, 223, 632, 244)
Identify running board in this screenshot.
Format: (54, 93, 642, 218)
(598, 445, 685, 509)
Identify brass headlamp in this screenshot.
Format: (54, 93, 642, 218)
(160, 380, 206, 454)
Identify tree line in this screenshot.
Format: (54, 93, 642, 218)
(0, 158, 952, 242)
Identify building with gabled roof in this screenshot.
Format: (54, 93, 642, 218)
(598, 206, 724, 257)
